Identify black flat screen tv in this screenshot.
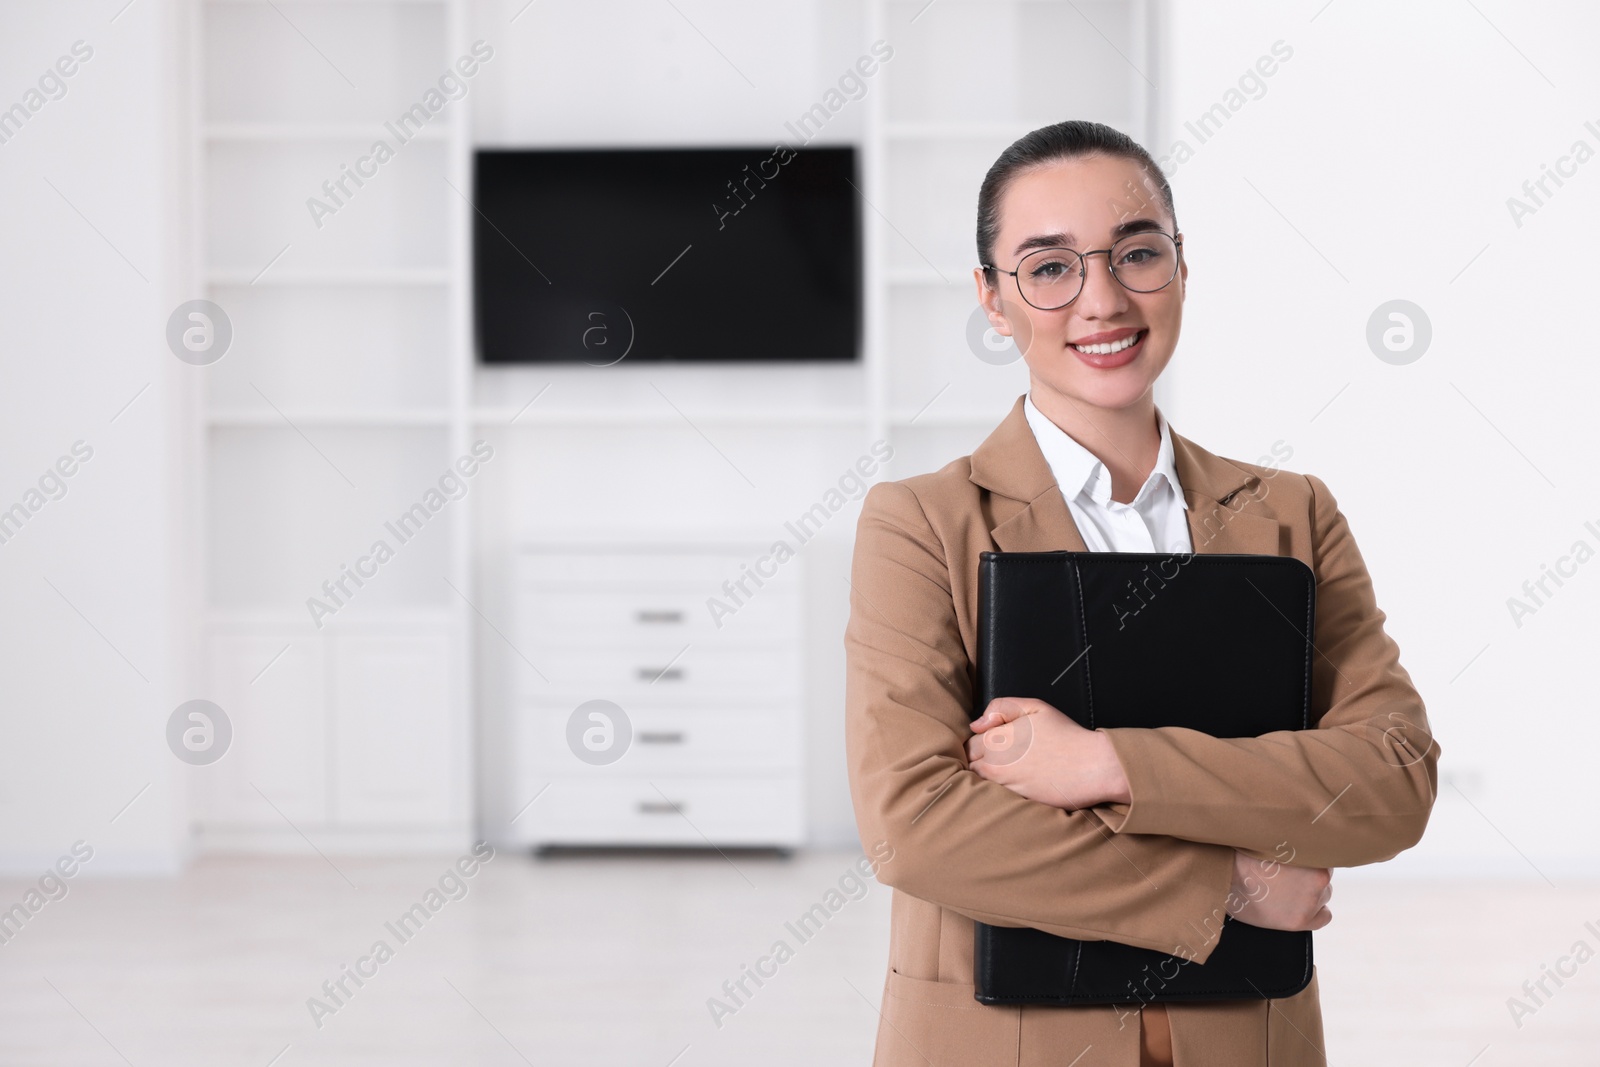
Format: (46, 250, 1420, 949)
(473, 146, 861, 364)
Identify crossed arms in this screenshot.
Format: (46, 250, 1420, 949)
(842, 475, 1439, 963)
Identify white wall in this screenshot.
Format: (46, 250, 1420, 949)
(0, 0, 194, 873)
(1158, 0, 1600, 876)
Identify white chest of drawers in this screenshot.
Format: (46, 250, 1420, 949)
(506, 542, 805, 850)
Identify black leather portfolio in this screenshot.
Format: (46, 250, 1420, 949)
(972, 550, 1317, 1006)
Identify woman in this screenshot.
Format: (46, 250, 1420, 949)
(843, 121, 1439, 1067)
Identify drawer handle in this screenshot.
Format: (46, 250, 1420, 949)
(637, 800, 685, 815)
(636, 609, 684, 624)
(638, 666, 685, 682)
(638, 731, 686, 745)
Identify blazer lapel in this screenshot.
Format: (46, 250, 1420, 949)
(970, 395, 1284, 559)
(969, 396, 1090, 554)
(1171, 431, 1284, 557)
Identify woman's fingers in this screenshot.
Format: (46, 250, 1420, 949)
(969, 720, 1033, 763)
(967, 729, 1006, 765)
(973, 696, 1055, 731)
(1227, 855, 1336, 932)
(971, 702, 1015, 732)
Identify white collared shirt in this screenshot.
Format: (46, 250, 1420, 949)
(1022, 391, 1193, 554)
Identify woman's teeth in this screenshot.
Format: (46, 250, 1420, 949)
(1070, 330, 1143, 355)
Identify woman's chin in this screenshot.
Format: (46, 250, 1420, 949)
(1028, 344, 1170, 413)
(1034, 375, 1155, 414)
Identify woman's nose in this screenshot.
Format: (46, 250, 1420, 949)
(1074, 251, 1129, 313)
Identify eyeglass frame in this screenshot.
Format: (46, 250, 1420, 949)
(980, 231, 1185, 311)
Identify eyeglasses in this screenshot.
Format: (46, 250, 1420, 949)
(982, 231, 1183, 311)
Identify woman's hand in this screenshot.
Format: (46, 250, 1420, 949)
(1225, 851, 1333, 931)
(966, 697, 1132, 810)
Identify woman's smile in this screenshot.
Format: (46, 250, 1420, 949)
(1067, 326, 1146, 369)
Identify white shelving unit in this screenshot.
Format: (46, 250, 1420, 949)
(183, 0, 1163, 852)
(190, 0, 474, 852)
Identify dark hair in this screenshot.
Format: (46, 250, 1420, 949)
(976, 120, 1176, 284)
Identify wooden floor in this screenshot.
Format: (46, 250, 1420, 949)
(0, 850, 1595, 1065)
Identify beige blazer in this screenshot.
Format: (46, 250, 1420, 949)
(844, 395, 1440, 1067)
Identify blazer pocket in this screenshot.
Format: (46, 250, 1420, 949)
(876, 967, 1021, 1067)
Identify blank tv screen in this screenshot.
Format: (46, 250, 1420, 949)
(473, 146, 861, 364)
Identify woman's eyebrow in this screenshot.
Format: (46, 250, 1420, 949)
(1011, 217, 1166, 258)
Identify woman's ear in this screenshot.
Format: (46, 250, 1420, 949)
(973, 267, 1011, 336)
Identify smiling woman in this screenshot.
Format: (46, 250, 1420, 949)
(973, 127, 1187, 476)
(843, 120, 1439, 1067)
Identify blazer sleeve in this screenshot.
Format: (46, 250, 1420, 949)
(845, 480, 1239, 961)
(1091, 473, 1441, 868)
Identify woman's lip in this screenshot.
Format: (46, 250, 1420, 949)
(1068, 329, 1146, 369)
(1069, 327, 1142, 345)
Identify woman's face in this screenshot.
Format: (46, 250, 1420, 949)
(976, 154, 1186, 416)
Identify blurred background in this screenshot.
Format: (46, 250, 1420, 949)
(0, 0, 1596, 1063)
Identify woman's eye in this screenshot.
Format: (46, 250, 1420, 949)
(1029, 260, 1069, 280)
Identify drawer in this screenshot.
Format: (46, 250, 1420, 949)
(521, 775, 804, 847)
(518, 550, 797, 588)
(518, 704, 800, 775)
(517, 644, 798, 700)
(517, 587, 799, 647)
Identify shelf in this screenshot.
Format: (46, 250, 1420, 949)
(471, 406, 870, 426)
(884, 121, 1038, 140)
(206, 268, 451, 286)
(883, 116, 1138, 141)
(207, 408, 454, 427)
(203, 0, 448, 5)
(888, 409, 1008, 427)
(884, 267, 976, 285)
(515, 530, 795, 551)
(205, 122, 451, 141)
(888, 0, 1134, 4)
(206, 605, 460, 627)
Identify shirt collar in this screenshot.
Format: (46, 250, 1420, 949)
(1022, 391, 1188, 510)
